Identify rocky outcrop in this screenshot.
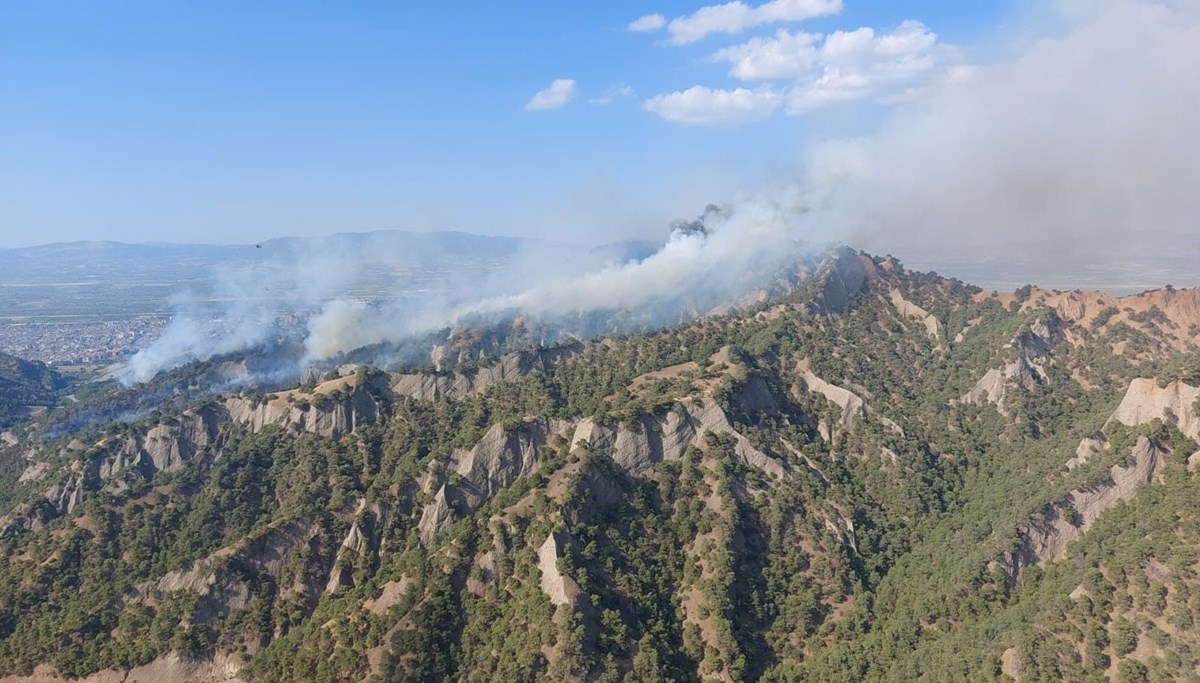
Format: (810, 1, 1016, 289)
(144, 407, 222, 471)
(390, 344, 583, 402)
(1070, 437, 1165, 528)
(889, 289, 941, 338)
(572, 399, 784, 479)
(27, 405, 231, 522)
(417, 485, 456, 546)
(417, 418, 569, 544)
(225, 382, 380, 440)
(1108, 378, 1200, 439)
(1065, 434, 1108, 470)
(134, 518, 316, 625)
(792, 360, 903, 439)
(450, 420, 561, 508)
(1006, 436, 1167, 576)
(961, 315, 1063, 413)
(962, 359, 1041, 411)
(326, 501, 378, 592)
(1000, 647, 1025, 680)
(43, 471, 87, 516)
(16, 461, 49, 483)
(811, 249, 876, 314)
(0, 651, 245, 683)
(121, 404, 226, 476)
(1009, 286, 1200, 352)
(537, 526, 585, 609)
(795, 360, 864, 433)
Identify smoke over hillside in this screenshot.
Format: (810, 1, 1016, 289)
(300, 202, 811, 362)
(115, 0, 1200, 383)
(798, 0, 1200, 266)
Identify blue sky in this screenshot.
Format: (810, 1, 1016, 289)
(0, 1, 1027, 248)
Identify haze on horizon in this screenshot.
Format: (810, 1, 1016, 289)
(3, 0, 1199, 293)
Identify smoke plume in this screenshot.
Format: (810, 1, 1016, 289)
(300, 202, 811, 361)
(796, 0, 1200, 283)
(117, 0, 1200, 380)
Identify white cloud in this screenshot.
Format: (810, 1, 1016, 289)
(524, 78, 577, 111)
(629, 14, 666, 32)
(643, 86, 780, 125)
(706, 20, 958, 114)
(711, 29, 821, 80)
(589, 83, 636, 105)
(664, 0, 841, 45)
(786, 21, 952, 112)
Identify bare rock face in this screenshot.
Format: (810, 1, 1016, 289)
(603, 416, 655, 474)
(43, 471, 87, 516)
(961, 358, 1042, 413)
(795, 361, 864, 432)
(417, 485, 457, 546)
(889, 289, 942, 338)
(417, 418, 570, 544)
(569, 418, 609, 453)
(130, 518, 316, 631)
(364, 577, 415, 616)
(18, 405, 231, 527)
(79, 404, 231, 489)
(537, 526, 585, 609)
(17, 461, 49, 483)
(1074, 437, 1166, 529)
(390, 344, 583, 402)
(1029, 312, 1064, 348)
(135, 404, 226, 474)
(417, 398, 786, 547)
(961, 316, 1062, 414)
(325, 521, 365, 592)
(222, 396, 292, 433)
(575, 399, 785, 480)
(1000, 647, 1025, 680)
(388, 373, 477, 403)
(1007, 436, 1167, 577)
(1065, 434, 1109, 470)
(1108, 378, 1200, 439)
(451, 420, 557, 508)
(326, 500, 378, 593)
(225, 382, 380, 440)
(963, 367, 1007, 407)
(812, 249, 876, 314)
(0, 650, 245, 683)
(1012, 505, 1078, 573)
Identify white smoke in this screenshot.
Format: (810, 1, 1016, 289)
(110, 233, 444, 384)
(118, 0, 1200, 378)
(798, 0, 1200, 269)
(301, 199, 812, 361)
(112, 272, 280, 385)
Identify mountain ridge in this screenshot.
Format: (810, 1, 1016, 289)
(1, 247, 1199, 682)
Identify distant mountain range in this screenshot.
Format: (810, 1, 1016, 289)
(0, 231, 526, 283)
(0, 231, 665, 321)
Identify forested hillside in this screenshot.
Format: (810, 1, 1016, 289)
(1, 249, 1199, 683)
(0, 352, 64, 431)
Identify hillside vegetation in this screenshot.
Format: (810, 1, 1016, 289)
(1, 249, 1199, 683)
(0, 352, 64, 431)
